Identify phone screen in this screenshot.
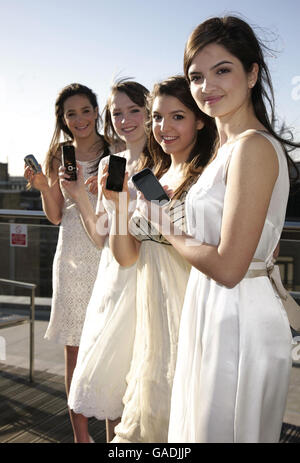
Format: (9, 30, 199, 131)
(132, 169, 169, 203)
(62, 145, 77, 181)
(106, 155, 126, 192)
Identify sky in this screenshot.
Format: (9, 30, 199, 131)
(0, 0, 300, 176)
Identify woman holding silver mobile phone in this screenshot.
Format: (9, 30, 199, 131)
(24, 83, 109, 442)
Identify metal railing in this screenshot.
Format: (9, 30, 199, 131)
(0, 278, 36, 382)
(0, 209, 299, 374)
(0, 209, 59, 297)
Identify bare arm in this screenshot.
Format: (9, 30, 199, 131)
(24, 158, 64, 225)
(145, 134, 279, 288)
(109, 204, 141, 267)
(100, 170, 141, 267)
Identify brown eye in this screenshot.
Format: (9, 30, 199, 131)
(152, 114, 162, 121)
(174, 115, 184, 120)
(217, 68, 230, 75)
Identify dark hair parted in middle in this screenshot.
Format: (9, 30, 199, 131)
(184, 16, 300, 182)
(45, 82, 110, 176)
(146, 75, 217, 199)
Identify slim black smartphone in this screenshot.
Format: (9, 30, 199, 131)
(106, 155, 127, 192)
(62, 145, 77, 181)
(131, 168, 170, 203)
(24, 154, 42, 173)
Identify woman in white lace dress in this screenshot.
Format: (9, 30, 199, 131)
(139, 17, 300, 443)
(24, 83, 110, 442)
(101, 76, 216, 442)
(63, 81, 153, 442)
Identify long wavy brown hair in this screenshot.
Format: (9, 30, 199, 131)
(44, 83, 110, 176)
(184, 16, 300, 183)
(146, 75, 217, 200)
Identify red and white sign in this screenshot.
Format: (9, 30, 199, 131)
(10, 224, 28, 247)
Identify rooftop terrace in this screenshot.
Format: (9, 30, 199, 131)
(0, 318, 299, 444)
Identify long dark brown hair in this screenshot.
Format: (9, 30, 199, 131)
(146, 75, 217, 200)
(103, 79, 153, 171)
(184, 16, 300, 182)
(45, 83, 110, 176)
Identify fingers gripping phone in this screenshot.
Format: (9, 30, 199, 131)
(62, 145, 77, 181)
(106, 155, 127, 192)
(24, 154, 42, 173)
(132, 168, 170, 203)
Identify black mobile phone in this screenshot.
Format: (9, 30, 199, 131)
(131, 168, 170, 203)
(24, 154, 42, 173)
(62, 145, 77, 181)
(106, 155, 127, 192)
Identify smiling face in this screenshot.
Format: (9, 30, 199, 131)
(188, 43, 258, 121)
(63, 94, 98, 139)
(110, 91, 146, 145)
(152, 94, 204, 162)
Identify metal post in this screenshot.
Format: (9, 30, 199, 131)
(29, 287, 35, 382)
(9, 221, 15, 289)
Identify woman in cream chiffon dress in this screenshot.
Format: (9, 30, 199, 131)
(112, 194, 191, 443)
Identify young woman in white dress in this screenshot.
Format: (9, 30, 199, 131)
(138, 17, 300, 443)
(101, 76, 216, 442)
(23, 83, 110, 442)
(62, 81, 152, 442)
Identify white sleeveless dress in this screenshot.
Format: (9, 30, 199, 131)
(44, 157, 102, 346)
(112, 192, 191, 443)
(168, 131, 293, 443)
(68, 153, 138, 420)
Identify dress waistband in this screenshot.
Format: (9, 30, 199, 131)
(245, 259, 300, 332)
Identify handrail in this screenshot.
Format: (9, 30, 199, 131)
(1, 210, 299, 223)
(0, 278, 36, 289)
(0, 209, 46, 217)
(282, 223, 300, 241)
(0, 278, 36, 382)
(0, 209, 46, 219)
(284, 221, 300, 228)
(0, 209, 58, 227)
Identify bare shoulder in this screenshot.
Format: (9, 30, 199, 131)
(234, 132, 278, 165)
(229, 132, 279, 180)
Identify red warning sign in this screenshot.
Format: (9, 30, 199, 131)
(10, 224, 28, 247)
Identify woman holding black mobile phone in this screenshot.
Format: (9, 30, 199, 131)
(140, 18, 299, 443)
(65, 80, 153, 443)
(24, 83, 110, 442)
(100, 76, 216, 443)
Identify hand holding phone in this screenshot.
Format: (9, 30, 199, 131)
(106, 155, 127, 192)
(24, 154, 42, 174)
(131, 168, 170, 204)
(62, 145, 77, 181)
(24, 154, 49, 192)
